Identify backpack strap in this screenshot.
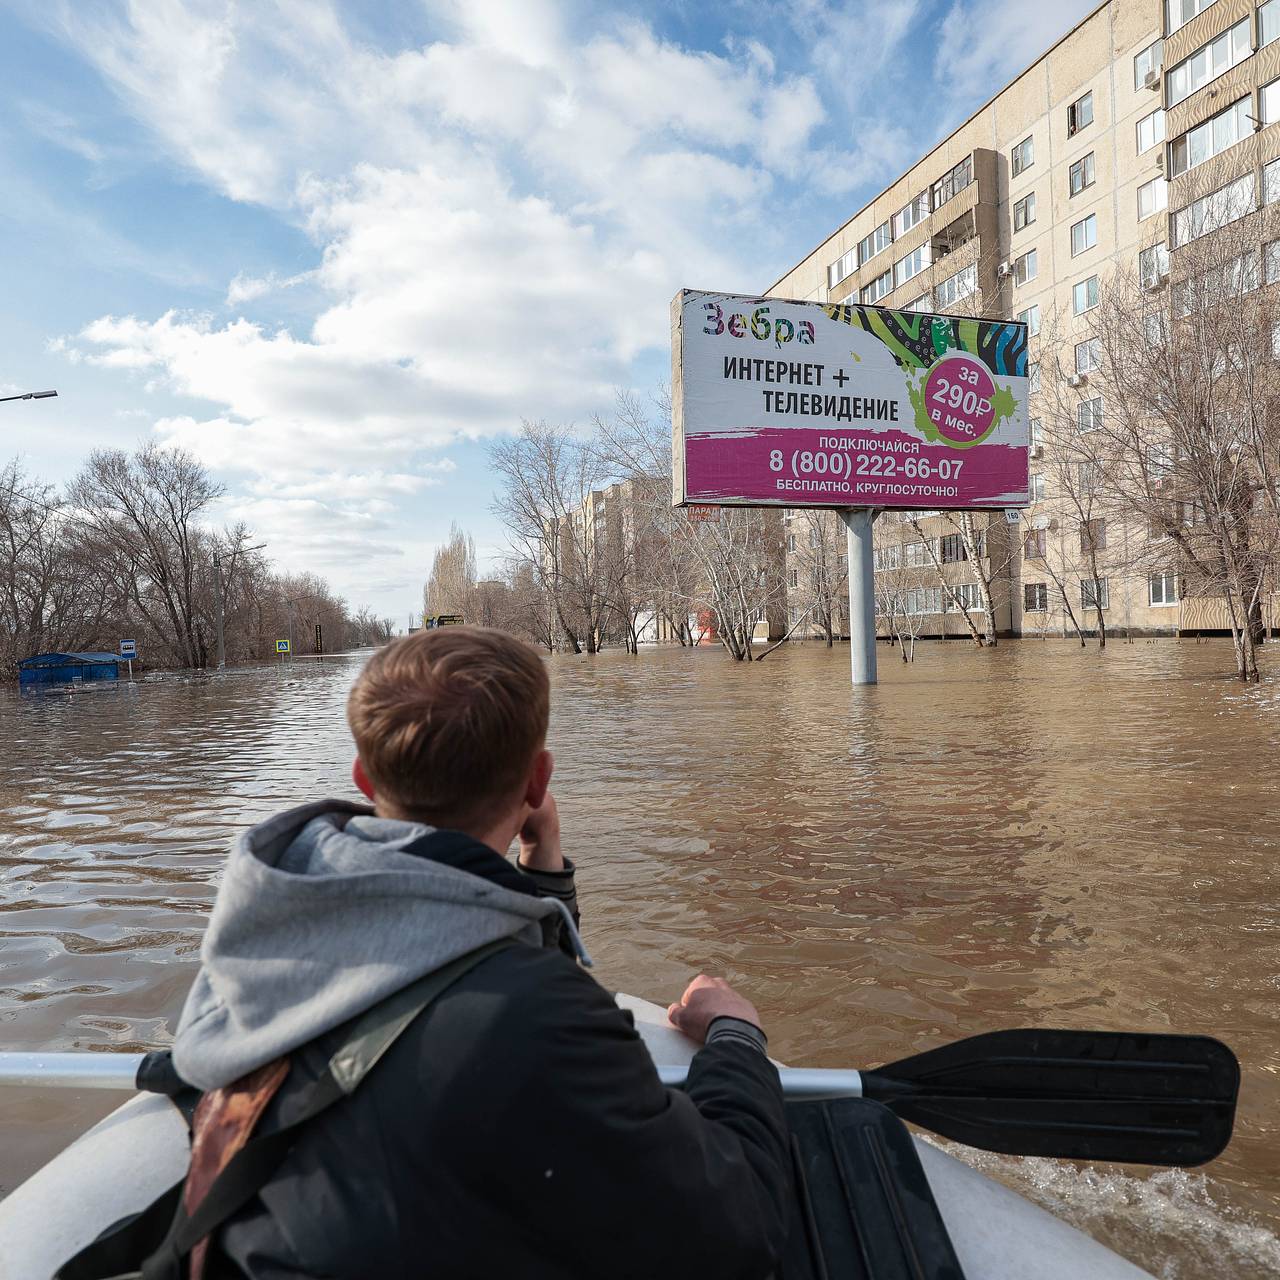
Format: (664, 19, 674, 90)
(58, 937, 517, 1280)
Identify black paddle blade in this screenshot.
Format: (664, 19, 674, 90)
(862, 1028, 1239, 1167)
(778, 1098, 965, 1280)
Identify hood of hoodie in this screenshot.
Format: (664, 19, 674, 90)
(172, 799, 561, 1091)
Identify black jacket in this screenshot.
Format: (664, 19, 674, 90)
(211, 834, 792, 1278)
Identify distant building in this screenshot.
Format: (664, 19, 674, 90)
(770, 0, 1275, 638)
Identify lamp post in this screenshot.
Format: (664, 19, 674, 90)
(213, 542, 266, 669)
(0, 390, 58, 404)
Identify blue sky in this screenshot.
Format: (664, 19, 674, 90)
(0, 0, 1095, 619)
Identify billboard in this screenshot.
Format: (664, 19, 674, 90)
(672, 289, 1029, 510)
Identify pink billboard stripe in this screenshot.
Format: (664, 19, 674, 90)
(685, 427, 1028, 506)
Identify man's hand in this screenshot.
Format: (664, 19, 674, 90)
(518, 791, 564, 872)
(667, 974, 762, 1045)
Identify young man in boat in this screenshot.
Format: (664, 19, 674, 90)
(168, 626, 791, 1278)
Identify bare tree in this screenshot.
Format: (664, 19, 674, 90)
(788, 510, 847, 646)
(424, 524, 478, 621)
(490, 422, 614, 653)
(1069, 172, 1280, 680)
(594, 392, 785, 661)
(69, 443, 224, 668)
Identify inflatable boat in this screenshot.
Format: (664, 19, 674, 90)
(0, 993, 1236, 1279)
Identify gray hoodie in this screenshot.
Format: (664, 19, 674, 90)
(173, 800, 579, 1091)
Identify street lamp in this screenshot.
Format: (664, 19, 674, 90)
(213, 543, 267, 669)
(0, 390, 58, 404)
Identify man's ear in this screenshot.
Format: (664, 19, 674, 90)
(523, 748, 553, 810)
(352, 757, 376, 801)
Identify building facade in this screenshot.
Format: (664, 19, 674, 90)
(771, 0, 1279, 640)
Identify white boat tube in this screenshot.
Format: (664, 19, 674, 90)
(0, 995, 1152, 1280)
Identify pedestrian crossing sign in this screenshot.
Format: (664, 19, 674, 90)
(276, 640, 291, 653)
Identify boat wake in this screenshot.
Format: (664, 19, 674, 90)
(931, 1140, 1280, 1279)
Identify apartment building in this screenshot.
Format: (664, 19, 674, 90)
(771, 0, 1279, 640)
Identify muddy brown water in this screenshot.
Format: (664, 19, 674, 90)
(0, 641, 1277, 1277)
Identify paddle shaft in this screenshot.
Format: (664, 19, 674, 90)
(0, 1053, 865, 1099)
(0, 1052, 145, 1090)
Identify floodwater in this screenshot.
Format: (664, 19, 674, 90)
(1, 640, 1278, 1278)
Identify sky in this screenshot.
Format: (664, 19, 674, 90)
(0, 0, 1096, 621)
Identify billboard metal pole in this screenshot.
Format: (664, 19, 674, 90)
(841, 508, 877, 686)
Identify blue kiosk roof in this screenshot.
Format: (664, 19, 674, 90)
(19, 652, 122, 668)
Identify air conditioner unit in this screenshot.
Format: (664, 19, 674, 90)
(1067, 372, 1088, 388)
(1143, 69, 1162, 92)
(997, 261, 1012, 278)
(1031, 444, 1045, 459)
(1155, 152, 1164, 171)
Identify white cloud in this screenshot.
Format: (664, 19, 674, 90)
(933, 1, 1100, 113)
(225, 269, 316, 307)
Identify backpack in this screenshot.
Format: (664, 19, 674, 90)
(56, 938, 516, 1280)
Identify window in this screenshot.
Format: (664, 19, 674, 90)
(862, 268, 893, 305)
(808, 526, 817, 548)
(1011, 135, 1034, 176)
(1149, 571, 1178, 606)
(894, 243, 932, 288)
(1080, 519, 1107, 553)
(904, 539, 936, 567)
(1266, 157, 1280, 204)
(1140, 242, 1170, 287)
(1073, 275, 1100, 314)
(1267, 241, 1280, 284)
(858, 221, 893, 267)
(1081, 578, 1109, 610)
(1135, 39, 1164, 89)
(1071, 213, 1098, 256)
(1030, 473, 1046, 501)
(1077, 462, 1099, 495)
(788, 533, 796, 552)
(1024, 529, 1047, 558)
(950, 583, 985, 612)
(1263, 78, 1280, 130)
(904, 587, 943, 615)
(1012, 248, 1038, 285)
(1169, 97, 1250, 176)
(940, 533, 969, 564)
(1173, 173, 1255, 243)
(1165, 18, 1251, 108)
(1030, 418, 1044, 451)
(789, 569, 799, 589)
(1165, 0, 1217, 36)
(1075, 339, 1102, 374)
(1024, 582, 1048, 612)
(893, 193, 931, 238)
(904, 293, 931, 312)
(1077, 396, 1103, 432)
(874, 544, 901, 571)
(1136, 109, 1166, 154)
(1029, 362, 1041, 394)
(1017, 304, 1041, 337)
(827, 247, 858, 291)
(1262, 0, 1280, 48)
(1069, 152, 1096, 195)
(931, 156, 973, 209)
(1068, 91, 1094, 136)
(1013, 192, 1037, 231)
(935, 262, 977, 308)
(1138, 177, 1168, 220)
